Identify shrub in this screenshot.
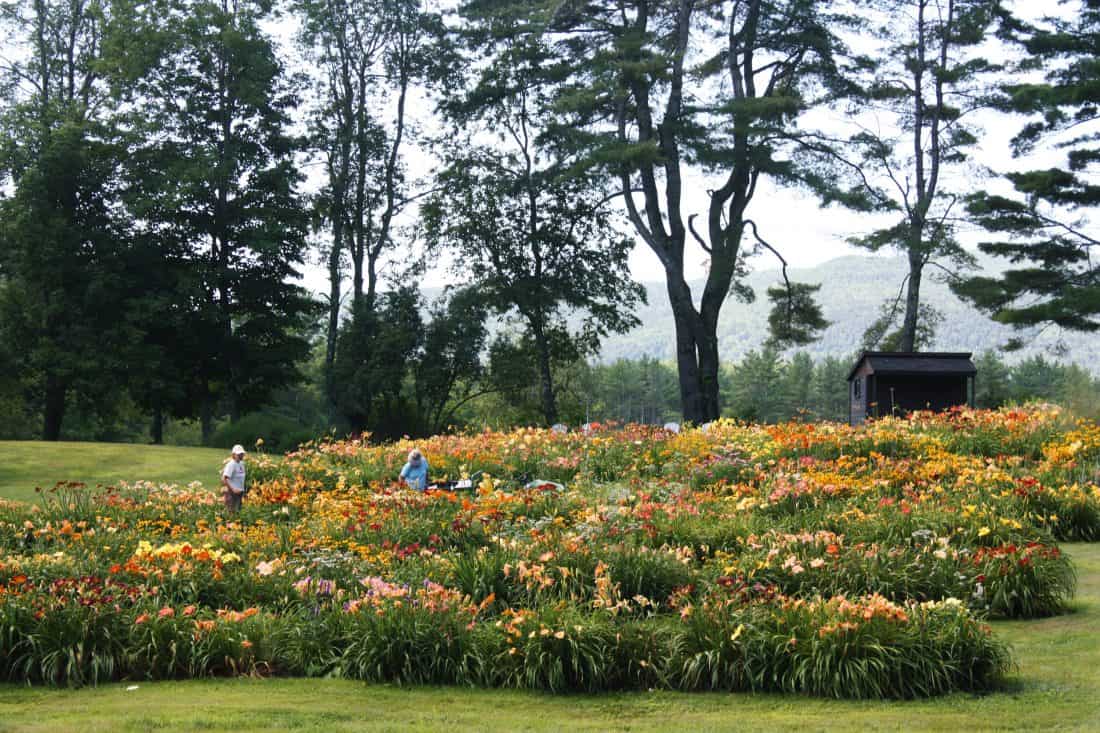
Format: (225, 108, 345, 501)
(604, 546, 694, 607)
(336, 605, 472, 685)
(475, 608, 618, 692)
(974, 543, 1077, 617)
(671, 594, 1011, 698)
(211, 413, 315, 453)
(0, 602, 125, 686)
(448, 548, 520, 608)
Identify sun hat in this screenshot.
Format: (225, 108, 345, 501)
(232, 444, 247, 456)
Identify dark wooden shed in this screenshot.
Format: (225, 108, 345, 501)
(847, 351, 976, 426)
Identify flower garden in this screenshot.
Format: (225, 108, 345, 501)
(1, 405, 1098, 699)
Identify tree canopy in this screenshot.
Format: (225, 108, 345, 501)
(953, 1, 1100, 343)
(425, 24, 644, 425)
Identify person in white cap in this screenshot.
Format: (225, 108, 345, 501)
(221, 444, 248, 513)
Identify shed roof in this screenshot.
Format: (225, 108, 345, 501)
(847, 351, 976, 381)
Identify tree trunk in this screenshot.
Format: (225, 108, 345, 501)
(42, 375, 66, 441)
(325, 223, 342, 421)
(365, 254, 376, 310)
(151, 407, 164, 445)
(537, 347, 558, 427)
(352, 255, 365, 306)
(350, 130, 368, 305)
(665, 277, 723, 424)
(670, 307, 705, 423)
(899, 250, 923, 352)
(201, 401, 215, 446)
(532, 324, 558, 426)
(696, 328, 722, 421)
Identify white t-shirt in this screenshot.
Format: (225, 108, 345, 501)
(223, 459, 246, 493)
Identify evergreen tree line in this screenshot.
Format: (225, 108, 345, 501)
(716, 350, 1100, 425)
(578, 352, 853, 427)
(1, 0, 1097, 443)
(464, 350, 1100, 430)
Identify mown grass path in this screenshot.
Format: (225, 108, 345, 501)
(0, 442, 228, 503)
(0, 544, 1096, 732)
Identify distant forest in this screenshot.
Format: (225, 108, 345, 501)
(3, 349, 1094, 451)
(462, 350, 1100, 433)
(593, 255, 1100, 368)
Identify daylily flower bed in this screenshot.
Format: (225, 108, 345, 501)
(0, 405, 1097, 697)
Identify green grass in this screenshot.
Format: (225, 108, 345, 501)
(0, 441, 228, 503)
(0, 544, 1097, 732)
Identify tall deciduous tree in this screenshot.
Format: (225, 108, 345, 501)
(953, 1, 1100, 340)
(112, 0, 318, 442)
(845, 0, 1015, 351)
(413, 287, 491, 435)
(298, 0, 449, 419)
(463, 0, 856, 423)
(331, 287, 421, 437)
(425, 31, 644, 426)
(0, 0, 142, 440)
(298, 0, 383, 417)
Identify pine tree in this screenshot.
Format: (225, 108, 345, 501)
(952, 1, 1100, 341)
(1008, 356, 1062, 404)
(424, 26, 644, 426)
(974, 351, 1011, 408)
(459, 0, 860, 422)
(730, 347, 790, 424)
(332, 288, 422, 437)
(784, 352, 816, 420)
(844, 0, 1016, 351)
(811, 355, 851, 422)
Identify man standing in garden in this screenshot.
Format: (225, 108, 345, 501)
(221, 444, 248, 513)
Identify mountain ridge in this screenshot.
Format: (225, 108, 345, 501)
(593, 253, 1097, 368)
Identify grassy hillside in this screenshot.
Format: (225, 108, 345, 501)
(0, 543, 1095, 731)
(0, 442, 228, 503)
(594, 254, 1099, 368)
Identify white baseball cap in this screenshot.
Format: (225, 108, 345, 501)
(232, 444, 246, 456)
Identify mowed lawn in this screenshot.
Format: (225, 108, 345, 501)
(0, 546, 1097, 732)
(0, 441, 227, 503)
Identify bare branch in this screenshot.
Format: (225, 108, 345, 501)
(745, 218, 790, 291)
(593, 187, 645, 210)
(687, 213, 712, 254)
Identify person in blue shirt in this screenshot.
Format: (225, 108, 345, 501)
(399, 448, 430, 490)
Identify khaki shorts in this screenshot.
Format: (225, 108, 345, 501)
(224, 490, 243, 512)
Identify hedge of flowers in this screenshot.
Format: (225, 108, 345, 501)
(1, 405, 1097, 698)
